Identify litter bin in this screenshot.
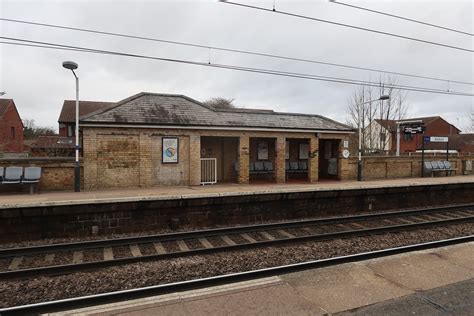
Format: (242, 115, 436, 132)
(463, 160, 472, 175)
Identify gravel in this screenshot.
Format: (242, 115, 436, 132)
(0, 223, 472, 308)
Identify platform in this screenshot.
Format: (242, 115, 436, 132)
(47, 241, 474, 315)
(1, 175, 473, 209)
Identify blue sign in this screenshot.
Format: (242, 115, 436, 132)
(423, 136, 430, 144)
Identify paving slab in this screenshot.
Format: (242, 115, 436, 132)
(337, 278, 474, 316)
(366, 251, 474, 291)
(281, 263, 412, 314)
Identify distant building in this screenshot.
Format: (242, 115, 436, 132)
(58, 100, 115, 137)
(28, 135, 75, 157)
(423, 134, 474, 154)
(0, 99, 24, 153)
(367, 116, 461, 154)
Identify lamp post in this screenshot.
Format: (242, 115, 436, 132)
(62, 61, 80, 192)
(357, 94, 390, 181)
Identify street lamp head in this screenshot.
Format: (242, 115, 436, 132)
(379, 95, 390, 100)
(62, 61, 78, 70)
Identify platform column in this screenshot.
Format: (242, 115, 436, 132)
(275, 137, 286, 183)
(309, 136, 319, 183)
(238, 135, 249, 184)
(189, 135, 201, 186)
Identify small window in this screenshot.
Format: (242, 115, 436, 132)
(68, 125, 74, 137)
(10, 127, 15, 139)
(380, 132, 386, 142)
(404, 133, 413, 141)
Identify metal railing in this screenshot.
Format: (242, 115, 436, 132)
(200, 158, 217, 185)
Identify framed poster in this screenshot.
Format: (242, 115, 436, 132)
(162, 137, 179, 163)
(257, 141, 268, 160)
(285, 141, 290, 160)
(299, 143, 309, 159)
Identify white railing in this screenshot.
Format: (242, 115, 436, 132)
(200, 158, 217, 185)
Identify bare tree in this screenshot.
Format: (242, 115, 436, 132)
(23, 119, 56, 139)
(203, 97, 235, 109)
(464, 112, 474, 133)
(346, 76, 408, 154)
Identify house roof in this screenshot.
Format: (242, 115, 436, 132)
(0, 98, 24, 128)
(81, 92, 353, 132)
(422, 134, 474, 152)
(374, 116, 460, 133)
(58, 100, 115, 123)
(0, 99, 12, 117)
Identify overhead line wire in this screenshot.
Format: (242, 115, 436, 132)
(0, 17, 472, 86)
(330, 0, 474, 37)
(219, 1, 474, 53)
(1, 36, 473, 97)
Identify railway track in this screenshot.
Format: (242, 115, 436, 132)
(1, 235, 473, 315)
(0, 204, 473, 280)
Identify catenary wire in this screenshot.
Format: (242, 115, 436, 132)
(0, 17, 472, 86)
(219, 1, 474, 53)
(330, 0, 473, 37)
(1, 37, 473, 97)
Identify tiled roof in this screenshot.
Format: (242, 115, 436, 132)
(58, 100, 115, 123)
(422, 134, 474, 152)
(0, 99, 13, 117)
(374, 116, 457, 132)
(81, 92, 353, 132)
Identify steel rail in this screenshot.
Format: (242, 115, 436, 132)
(1, 235, 472, 315)
(0, 203, 472, 258)
(0, 213, 472, 280)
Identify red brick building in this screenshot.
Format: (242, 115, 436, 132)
(0, 99, 24, 153)
(375, 116, 461, 153)
(58, 100, 115, 137)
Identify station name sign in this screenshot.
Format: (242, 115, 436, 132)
(429, 136, 448, 142)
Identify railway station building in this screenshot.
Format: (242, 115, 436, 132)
(80, 92, 354, 190)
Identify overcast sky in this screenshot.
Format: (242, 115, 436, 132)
(0, 0, 473, 132)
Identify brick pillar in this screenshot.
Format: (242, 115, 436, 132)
(238, 135, 249, 184)
(339, 137, 350, 180)
(189, 135, 201, 186)
(275, 137, 286, 183)
(82, 128, 97, 190)
(139, 132, 152, 188)
(309, 136, 319, 183)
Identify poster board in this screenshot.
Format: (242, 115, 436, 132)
(257, 141, 269, 160)
(299, 143, 309, 159)
(162, 137, 179, 163)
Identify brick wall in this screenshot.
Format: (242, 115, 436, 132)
(2, 181, 473, 241)
(0, 101, 24, 153)
(342, 155, 470, 180)
(0, 158, 82, 191)
(83, 127, 334, 189)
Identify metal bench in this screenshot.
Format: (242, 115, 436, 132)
(424, 161, 455, 177)
(0, 166, 42, 194)
(249, 161, 274, 180)
(286, 161, 308, 173)
(23, 167, 42, 194)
